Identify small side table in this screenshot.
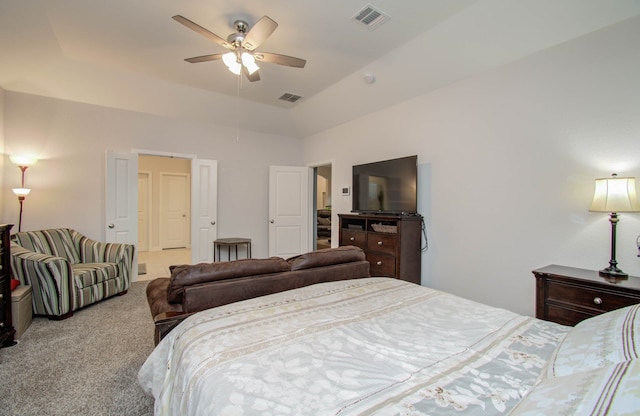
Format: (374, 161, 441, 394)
(213, 238, 252, 261)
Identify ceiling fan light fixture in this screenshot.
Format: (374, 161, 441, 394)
(241, 52, 260, 75)
(174, 14, 305, 82)
(222, 52, 242, 75)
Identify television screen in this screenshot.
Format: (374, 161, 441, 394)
(352, 155, 417, 214)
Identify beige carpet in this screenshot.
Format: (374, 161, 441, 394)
(0, 282, 155, 415)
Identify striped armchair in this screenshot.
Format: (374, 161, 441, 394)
(10, 228, 135, 319)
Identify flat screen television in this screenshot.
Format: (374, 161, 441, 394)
(352, 155, 417, 215)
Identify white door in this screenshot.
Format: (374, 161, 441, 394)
(138, 172, 151, 252)
(105, 151, 138, 278)
(160, 173, 190, 249)
(191, 159, 218, 263)
(269, 166, 310, 257)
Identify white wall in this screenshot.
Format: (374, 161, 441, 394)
(2, 93, 303, 258)
(301, 16, 640, 316)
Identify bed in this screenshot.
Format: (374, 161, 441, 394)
(138, 277, 640, 415)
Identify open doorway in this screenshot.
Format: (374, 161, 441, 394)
(107, 151, 217, 281)
(137, 155, 192, 279)
(314, 164, 332, 250)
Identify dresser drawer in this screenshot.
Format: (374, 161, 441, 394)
(366, 233, 397, 255)
(0, 297, 6, 323)
(366, 252, 396, 277)
(340, 230, 366, 249)
(547, 280, 640, 313)
(0, 224, 14, 346)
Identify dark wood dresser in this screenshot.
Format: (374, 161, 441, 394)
(0, 224, 16, 347)
(533, 264, 640, 326)
(338, 213, 422, 284)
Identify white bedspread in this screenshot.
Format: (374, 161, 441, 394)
(138, 277, 568, 415)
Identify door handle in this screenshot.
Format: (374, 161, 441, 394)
(108, 224, 115, 229)
(211, 221, 216, 225)
(270, 219, 275, 224)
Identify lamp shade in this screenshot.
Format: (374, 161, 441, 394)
(589, 176, 640, 213)
(12, 188, 31, 197)
(10, 155, 38, 167)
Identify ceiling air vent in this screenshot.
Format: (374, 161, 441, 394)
(351, 4, 390, 30)
(279, 93, 302, 103)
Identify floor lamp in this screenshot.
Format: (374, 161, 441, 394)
(589, 173, 640, 278)
(10, 155, 38, 232)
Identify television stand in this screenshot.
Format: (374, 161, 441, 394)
(338, 213, 422, 284)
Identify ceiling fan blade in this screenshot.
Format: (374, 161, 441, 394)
(243, 66, 261, 82)
(172, 15, 230, 49)
(254, 52, 306, 68)
(185, 53, 225, 63)
(242, 16, 278, 51)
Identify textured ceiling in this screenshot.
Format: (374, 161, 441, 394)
(1, 0, 639, 137)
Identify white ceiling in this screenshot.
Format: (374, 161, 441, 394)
(1, 0, 639, 138)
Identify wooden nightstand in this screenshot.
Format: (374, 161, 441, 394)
(533, 265, 640, 326)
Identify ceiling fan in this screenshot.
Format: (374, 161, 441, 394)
(173, 15, 306, 82)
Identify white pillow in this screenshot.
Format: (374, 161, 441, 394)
(548, 304, 640, 378)
(510, 360, 640, 415)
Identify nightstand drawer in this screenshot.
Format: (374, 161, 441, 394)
(545, 304, 596, 327)
(547, 280, 640, 313)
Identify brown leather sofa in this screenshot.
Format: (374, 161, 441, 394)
(146, 246, 370, 344)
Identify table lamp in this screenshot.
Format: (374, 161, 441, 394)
(589, 173, 640, 278)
